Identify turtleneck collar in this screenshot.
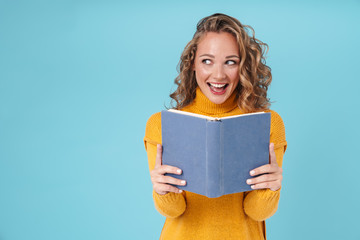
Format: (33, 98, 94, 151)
(185, 87, 240, 116)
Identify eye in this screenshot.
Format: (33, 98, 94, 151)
(202, 59, 212, 65)
(226, 60, 237, 65)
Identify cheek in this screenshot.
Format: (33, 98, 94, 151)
(195, 66, 210, 84)
(228, 68, 240, 84)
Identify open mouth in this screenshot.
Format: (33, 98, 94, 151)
(207, 82, 229, 95)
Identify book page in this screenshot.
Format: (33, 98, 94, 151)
(219, 111, 265, 120)
(168, 109, 217, 120)
(168, 109, 264, 121)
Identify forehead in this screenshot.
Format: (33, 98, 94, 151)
(197, 32, 239, 55)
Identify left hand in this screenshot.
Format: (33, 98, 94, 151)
(246, 143, 283, 191)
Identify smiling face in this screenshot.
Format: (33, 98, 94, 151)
(193, 31, 240, 105)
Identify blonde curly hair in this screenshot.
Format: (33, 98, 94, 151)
(170, 13, 272, 113)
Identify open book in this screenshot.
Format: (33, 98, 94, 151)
(161, 109, 270, 198)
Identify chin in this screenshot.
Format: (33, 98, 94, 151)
(207, 95, 229, 105)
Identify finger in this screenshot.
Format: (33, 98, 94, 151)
(155, 175, 186, 186)
(156, 165, 182, 175)
(155, 144, 162, 167)
(250, 164, 280, 176)
(246, 173, 282, 185)
(250, 180, 281, 191)
(269, 143, 277, 165)
(154, 183, 183, 195)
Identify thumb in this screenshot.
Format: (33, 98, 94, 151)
(269, 143, 277, 165)
(155, 144, 163, 167)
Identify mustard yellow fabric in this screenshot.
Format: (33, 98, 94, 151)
(144, 88, 287, 240)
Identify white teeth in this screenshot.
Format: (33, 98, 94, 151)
(209, 83, 227, 88)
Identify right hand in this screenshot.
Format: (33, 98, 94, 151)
(150, 144, 186, 195)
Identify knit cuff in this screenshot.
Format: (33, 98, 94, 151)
(153, 190, 184, 204)
(252, 188, 281, 200)
(243, 188, 281, 221)
(152, 190, 186, 218)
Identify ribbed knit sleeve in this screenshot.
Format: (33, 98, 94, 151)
(144, 112, 162, 151)
(243, 110, 287, 221)
(269, 111, 287, 152)
(144, 112, 187, 218)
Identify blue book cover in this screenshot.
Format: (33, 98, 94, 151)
(161, 110, 271, 198)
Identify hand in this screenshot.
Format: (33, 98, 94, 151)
(246, 143, 283, 191)
(150, 144, 186, 195)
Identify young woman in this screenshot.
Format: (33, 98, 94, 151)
(144, 13, 287, 240)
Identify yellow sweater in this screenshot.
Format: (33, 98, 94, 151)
(144, 88, 287, 240)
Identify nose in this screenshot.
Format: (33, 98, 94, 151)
(213, 64, 226, 80)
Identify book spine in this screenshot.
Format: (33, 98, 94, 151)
(205, 120, 222, 198)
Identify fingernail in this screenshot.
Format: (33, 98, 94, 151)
(246, 179, 252, 184)
(250, 170, 255, 176)
(181, 180, 186, 185)
(177, 169, 182, 174)
(179, 190, 183, 193)
(251, 185, 255, 189)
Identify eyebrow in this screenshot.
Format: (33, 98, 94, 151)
(199, 54, 240, 59)
(226, 55, 240, 59)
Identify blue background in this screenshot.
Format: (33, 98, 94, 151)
(1, 0, 359, 239)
